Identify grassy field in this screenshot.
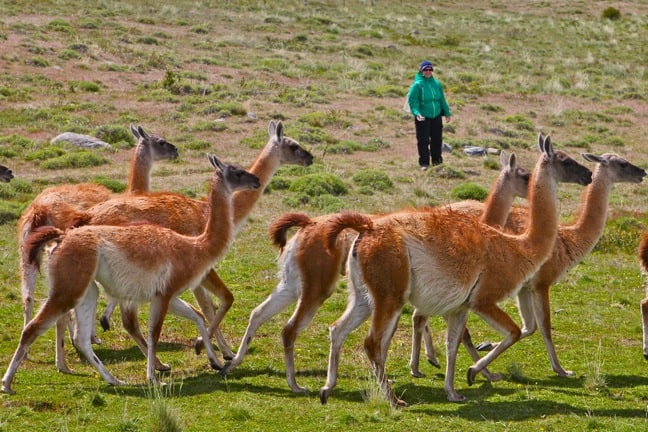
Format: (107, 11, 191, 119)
(1, 0, 648, 430)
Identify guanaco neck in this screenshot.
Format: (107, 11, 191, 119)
(524, 157, 559, 259)
(569, 164, 611, 245)
(127, 142, 152, 194)
(480, 174, 516, 228)
(232, 142, 280, 229)
(199, 175, 234, 258)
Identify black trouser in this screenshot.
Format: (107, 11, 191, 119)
(414, 115, 443, 166)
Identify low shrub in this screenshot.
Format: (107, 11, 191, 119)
(40, 151, 109, 169)
(450, 182, 488, 201)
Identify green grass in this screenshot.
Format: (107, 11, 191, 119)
(0, 0, 648, 431)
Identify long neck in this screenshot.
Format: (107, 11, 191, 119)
(127, 143, 152, 193)
(199, 176, 234, 259)
(570, 165, 611, 245)
(480, 175, 516, 227)
(525, 157, 559, 259)
(232, 143, 280, 228)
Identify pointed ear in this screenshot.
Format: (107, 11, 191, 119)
(268, 120, 276, 139)
(543, 135, 553, 157)
(582, 153, 603, 164)
(499, 150, 507, 168)
(508, 152, 517, 170)
(130, 124, 140, 139)
(537, 133, 544, 152)
(208, 154, 224, 171)
(275, 120, 284, 142)
(137, 125, 150, 140)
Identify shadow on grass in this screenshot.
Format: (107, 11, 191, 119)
(92, 341, 186, 364)
(409, 398, 647, 421)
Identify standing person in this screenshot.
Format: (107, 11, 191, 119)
(407, 60, 452, 170)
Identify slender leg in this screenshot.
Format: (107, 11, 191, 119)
(99, 300, 118, 331)
(167, 297, 223, 371)
(410, 310, 440, 377)
(319, 281, 372, 404)
(55, 313, 73, 373)
(365, 305, 406, 407)
(444, 310, 469, 402)
(120, 303, 171, 371)
(72, 283, 124, 386)
(222, 281, 299, 374)
(532, 285, 574, 376)
(2, 299, 70, 394)
(467, 303, 521, 386)
(193, 270, 235, 359)
(282, 297, 324, 393)
(516, 285, 537, 337)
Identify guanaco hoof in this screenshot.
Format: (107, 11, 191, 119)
(193, 338, 204, 355)
(428, 357, 441, 369)
(1, 384, 15, 395)
(467, 367, 479, 386)
(319, 389, 330, 405)
(475, 341, 495, 352)
(219, 362, 232, 376)
(210, 361, 222, 371)
(99, 316, 111, 332)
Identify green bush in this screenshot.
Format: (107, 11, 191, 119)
(352, 169, 393, 193)
(289, 172, 347, 197)
(602, 7, 621, 20)
(25, 147, 66, 161)
(40, 151, 109, 169)
(450, 182, 488, 201)
(311, 194, 347, 212)
(94, 125, 135, 146)
(92, 176, 126, 193)
(268, 177, 291, 191)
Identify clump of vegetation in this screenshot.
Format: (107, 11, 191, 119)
(40, 151, 109, 169)
(70, 81, 101, 92)
(94, 124, 134, 147)
(450, 182, 488, 201)
(311, 194, 347, 212)
(352, 169, 393, 195)
(47, 19, 74, 33)
(25, 147, 66, 161)
(289, 172, 347, 197)
(92, 176, 126, 193)
(433, 165, 466, 179)
(594, 216, 643, 254)
(602, 7, 621, 20)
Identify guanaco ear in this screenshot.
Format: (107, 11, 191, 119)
(508, 152, 516, 171)
(268, 120, 277, 139)
(538, 134, 553, 158)
(207, 153, 225, 172)
(130, 124, 140, 139)
(137, 125, 150, 141)
(581, 153, 603, 164)
(499, 150, 507, 168)
(274, 120, 284, 143)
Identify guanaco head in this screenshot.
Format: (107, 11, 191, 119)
(268, 120, 314, 167)
(500, 150, 531, 199)
(538, 134, 592, 186)
(581, 153, 647, 184)
(0, 164, 13, 183)
(130, 124, 179, 161)
(208, 154, 261, 193)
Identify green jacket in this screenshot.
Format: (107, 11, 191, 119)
(407, 72, 451, 119)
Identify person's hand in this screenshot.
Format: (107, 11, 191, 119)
(416, 115, 424, 122)
(445, 116, 451, 123)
